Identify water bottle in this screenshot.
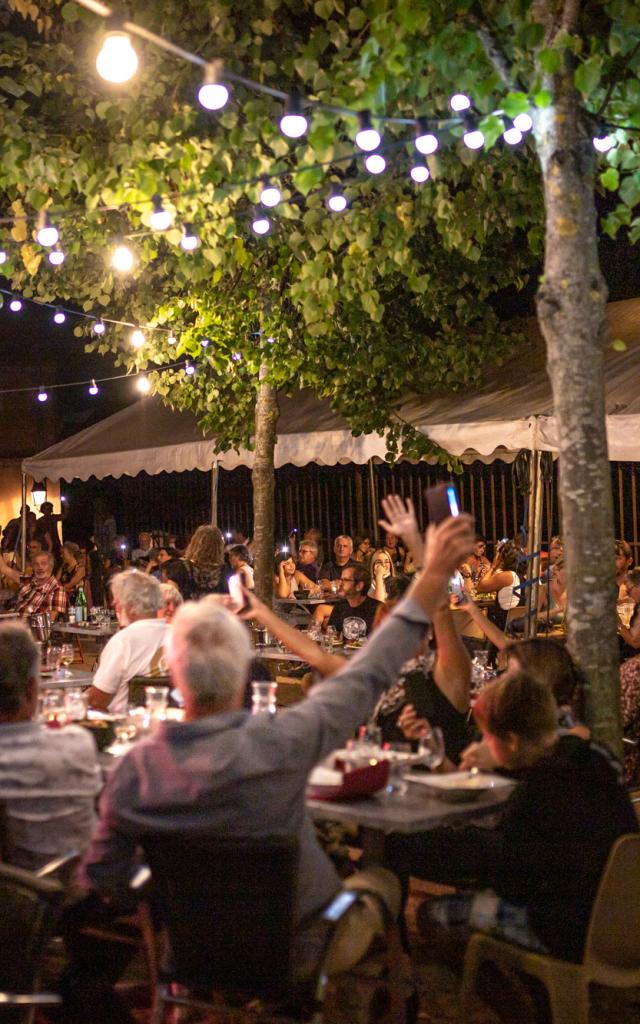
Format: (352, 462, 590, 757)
(75, 584, 87, 623)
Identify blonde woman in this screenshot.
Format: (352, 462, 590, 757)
(368, 547, 394, 602)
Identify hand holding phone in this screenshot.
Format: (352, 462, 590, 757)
(425, 483, 460, 524)
(228, 573, 251, 614)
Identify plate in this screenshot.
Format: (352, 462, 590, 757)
(405, 770, 514, 803)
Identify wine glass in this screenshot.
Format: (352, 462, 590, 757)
(60, 643, 75, 673)
(418, 726, 446, 769)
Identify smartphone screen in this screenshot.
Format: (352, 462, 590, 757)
(446, 485, 460, 517)
(228, 573, 248, 613)
(425, 482, 461, 524)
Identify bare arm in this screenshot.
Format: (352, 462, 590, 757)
(242, 592, 345, 676)
(475, 569, 513, 594)
(0, 552, 21, 584)
(379, 495, 423, 569)
(85, 686, 113, 711)
(432, 607, 471, 713)
(371, 564, 388, 603)
(463, 599, 509, 651)
(275, 564, 294, 598)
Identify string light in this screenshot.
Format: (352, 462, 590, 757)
(137, 375, 151, 394)
(593, 134, 614, 152)
(410, 164, 430, 183)
(37, 388, 48, 403)
(280, 94, 308, 138)
(93, 319, 106, 334)
(112, 244, 134, 272)
(450, 94, 471, 112)
(355, 111, 381, 152)
(150, 194, 173, 231)
(365, 153, 386, 174)
(0, 250, 6, 265)
(259, 181, 282, 207)
(53, 307, 66, 325)
(96, 29, 139, 84)
(9, 297, 22, 312)
(232, 352, 242, 361)
(184, 360, 195, 375)
(88, 379, 99, 395)
(200, 338, 210, 347)
(252, 215, 270, 235)
(180, 224, 199, 250)
(503, 125, 523, 145)
(463, 122, 485, 149)
(513, 112, 533, 133)
(48, 247, 65, 265)
(327, 191, 348, 212)
(197, 60, 229, 110)
(36, 212, 59, 248)
(167, 333, 177, 345)
(131, 328, 145, 348)
(415, 118, 439, 155)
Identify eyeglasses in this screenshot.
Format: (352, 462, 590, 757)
(341, 575, 356, 582)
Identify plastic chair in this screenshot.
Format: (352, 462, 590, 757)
(138, 832, 377, 1024)
(0, 861, 67, 1022)
(461, 833, 640, 1024)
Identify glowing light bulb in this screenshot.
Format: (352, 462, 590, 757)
(167, 333, 177, 345)
(252, 216, 270, 235)
(137, 376, 151, 394)
(593, 134, 614, 153)
(450, 93, 471, 112)
(112, 244, 134, 272)
(198, 61, 229, 110)
(503, 126, 523, 145)
(355, 111, 381, 152)
(201, 338, 210, 347)
(48, 248, 65, 265)
(53, 307, 66, 325)
(180, 224, 199, 251)
(463, 128, 485, 150)
(410, 164, 430, 183)
(36, 214, 58, 248)
(131, 329, 145, 348)
(0, 250, 7, 265)
(93, 320, 106, 335)
(37, 389, 48, 403)
(232, 352, 242, 361)
(365, 153, 386, 174)
(89, 379, 99, 396)
(260, 183, 282, 208)
(280, 94, 308, 138)
(266, 336, 275, 344)
(327, 192, 348, 213)
(9, 298, 22, 312)
(150, 195, 173, 231)
(184, 361, 195, 376)
(513, 112, 533, 133)
(415, 117, 439, 155)
(96, 30, 139, 84)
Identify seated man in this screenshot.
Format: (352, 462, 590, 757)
(67, 515, 474, 1023)
(296, 539, 321, 582)
(86, 569, 166, 712)
(325, 563, 382, 637)
(131, 531, 153, 563)
(319, 534, 357, 585)
(0, 622, 100, 870)
(0, 550, 68, 621)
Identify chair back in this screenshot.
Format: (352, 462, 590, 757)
(585, 833, 640, 970)
(128, 676, 170, 707)
(141, 832, 299, 997)
(0, 863, 65, 996)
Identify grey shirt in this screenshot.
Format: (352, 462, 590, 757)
(83, 597, 429, 922)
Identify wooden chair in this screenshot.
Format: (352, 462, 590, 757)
(461, 833, 640, 1024)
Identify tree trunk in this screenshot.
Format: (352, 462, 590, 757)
(533, 7, 621, 753)
(252, 366, 278, 605)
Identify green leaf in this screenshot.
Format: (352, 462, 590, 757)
(533, 90, 552, 108)
(574, 56, 602, 99)
(539, 48, 562, 74)
(348, 7, 367, 31)
(600, 167, 620, 191)
(502, 92, 531, 118)
(0, 76, 25, 98)
(619, 173, 640, 211)
(611, 339, 626, 352)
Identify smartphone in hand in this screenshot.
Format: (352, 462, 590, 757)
(424, 482, 460, 524)
(228, 573, 251, 614)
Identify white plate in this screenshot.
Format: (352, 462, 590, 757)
(405, 770, 514, 801)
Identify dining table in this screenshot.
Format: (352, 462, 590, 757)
(39, 665, 95, 688)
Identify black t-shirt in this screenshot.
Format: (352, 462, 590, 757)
(319, 558, 357, 581)
(328, 596, 381, 636)
(374, 665, 473, 762)
(296, 560, 320, 582)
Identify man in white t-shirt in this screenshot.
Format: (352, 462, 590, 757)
(86, 570, 166, 712)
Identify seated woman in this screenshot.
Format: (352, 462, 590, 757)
(386, 670, 638, 963)
(537, 556, 567, 627)
(461, 534, 491, 586)
(57, 541, 87, 600)
(274, 553, 319, 599)
(353, 533, 374, 565)
(618, 566, 640, 662)
(368, 547, 394, 602)
(474, 539, 521, 629)
(228, 544, 255, 590)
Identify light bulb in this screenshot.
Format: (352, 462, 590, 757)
(36, 213, 58, 248)
(112, 244, 134, 272)
(37, 389, 48, 403)
(89, 379, 99, 396)
(260, 182, 281, 208)
(450, 93, 471, 112)
(252, 216, 270, 235)
(198, 61, 229, 110)
(93, 319, 106, 335)
(96, 30, 139, 84)
(137, 376, 151, 394)
(355, 110, 381, 152)
(180, 224, 199, 250)
(201, 338, 210, 347)
(410, 164, 430, 183)
(463, 128, 485, 150)
(0, 250, 7, 265)
(280, 94, 308, 138)
(327, 192, 348, 212)
(415, 132, 438, 155)
(48, 248, 65, 265)
(150, 194, 173, 231)
(9, 298, 22, 312)
(167, 333, 177, 345)
(131, 329, 145, 348)
(184, 361, 196, 376)
(266, 336, 275, 344)
(513, 112, 533, 132)
(365, 153, 386, 174)
(232, 352, 241, 361)
(53, 307, 66, 325)
(593, 134, 614, 153)
(503, 126, 523, 145)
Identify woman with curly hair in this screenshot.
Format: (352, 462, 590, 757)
(165, 525, 228, 599)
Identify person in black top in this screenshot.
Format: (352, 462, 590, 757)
(327, 563, 381, 637)
(319, 535, 357, 584)
(385, 670, 638, 963)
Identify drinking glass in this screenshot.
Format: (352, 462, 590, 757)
(40, 688, 66, 726)
(251, 681, 277, 715)
(418, 726, 446, 769)
(144, 686, 168, 721)
(60, 643, 75, 670)
(113, 709, 138, 745)
(342, 617, 366, 645)
(324, 625, 339, 646)
(383, 743, 411, 796)
(64, 687, 86, 722)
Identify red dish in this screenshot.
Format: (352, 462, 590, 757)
(307, 759, 390, 801)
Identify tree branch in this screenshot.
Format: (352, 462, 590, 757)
(561, 0, 580, 33)
(467, 5, 522, 93)
(595, 38, 640, 120)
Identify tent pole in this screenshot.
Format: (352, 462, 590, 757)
(210, 461, 219, 526)
(368, 459, 378, 534)
(20, 474, 27, 572)
(524, 444, 543, 640)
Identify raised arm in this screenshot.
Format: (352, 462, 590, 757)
(242, 591, 345, 677)
(379, 494, 424, 570)
(0, 550, 21, 584)
(462, 598, 509, 651)
(432, 606, 471, 713)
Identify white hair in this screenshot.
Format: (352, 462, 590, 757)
(110, 569, 162, 619)
(159, 582, 183, 609)
(166, 598, 252, 709)
(334, 535, 353, 553)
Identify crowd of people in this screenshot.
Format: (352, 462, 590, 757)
(0, 495, 638, 1023)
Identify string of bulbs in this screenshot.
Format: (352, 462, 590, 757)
(0, 358, 190, 403)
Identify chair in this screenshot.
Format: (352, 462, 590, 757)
(0, 861, 66, 1022)
(138, 832, 375, 1024)
(128, 676, 170, 707)
(461, 833, 640, 1024)
(628, 787, 640, 824)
